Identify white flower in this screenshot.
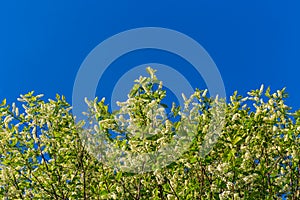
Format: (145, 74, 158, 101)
(217, 164, 222, 172)
(259, 84, 264, 95)
(202, 89, 208, 97)
(245, 151, 251, 160)
(111, 193, 117, 199)
(234, 193, 240, 200)
(226, 182, 234, 189)
(284, 135, 288, 142)
(202, 125, 209, 133)
(4, 116, 13, 124)
(283, 184, 289, 191)
(211, 183, 217, 191)
(243, 176, 249, 183)
(232, 113, 240, 121)
(291, 150, 297, 158)
(241, 97, 248, 102)
(116, 186, 122, 193)
(219, 191, 230, 200)
(255, 108, 261, 119)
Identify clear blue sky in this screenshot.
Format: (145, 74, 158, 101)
(0, 0, 299, 112)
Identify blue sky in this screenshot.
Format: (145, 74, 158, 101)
(0, 0, 299, 112)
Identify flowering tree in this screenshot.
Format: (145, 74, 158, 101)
(0, 68, 299, 199)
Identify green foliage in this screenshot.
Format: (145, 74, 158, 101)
(0, 68, 299, 199)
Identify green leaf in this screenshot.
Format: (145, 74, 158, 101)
(190, 157, 197, 163)
(233, 136, 243, 145)
(0, 98, 6, 106)
(116, 171, 122, 181)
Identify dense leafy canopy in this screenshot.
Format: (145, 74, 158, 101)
(0, 68, 299, 199)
